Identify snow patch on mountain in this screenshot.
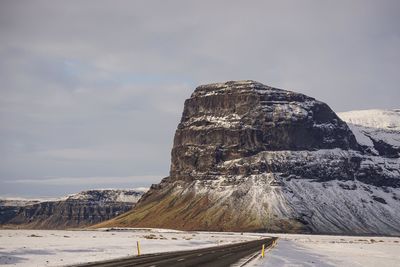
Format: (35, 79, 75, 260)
(338, 109, 400, 131)
(184, 171, 400, 235)
(0, 188, 148, 206)
(0, 198, 55, 207)
(65, 189, 147, 203)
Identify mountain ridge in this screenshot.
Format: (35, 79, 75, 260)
(0, 189, 147, 229)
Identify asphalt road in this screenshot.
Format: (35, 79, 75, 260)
(73, 237, 276, 267)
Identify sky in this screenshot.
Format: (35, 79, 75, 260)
(0, 0, 399, 197)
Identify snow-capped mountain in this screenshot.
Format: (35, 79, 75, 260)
(338, 109, 400, 158)
(97, 81, 400, 236)
(0, 189, 147, 229)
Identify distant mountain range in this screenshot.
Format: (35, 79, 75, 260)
(0, 189, 146, 229)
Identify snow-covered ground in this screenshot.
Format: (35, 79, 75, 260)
(1, 229, 399, 267)
(249, 234, 400, 267)
(0, 229, 259, 266)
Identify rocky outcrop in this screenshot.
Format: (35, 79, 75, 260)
(0, 189, 146, 229)
(171, 81, 358, 181)
(97, 81, 400, 235)
(0, 199, 41, 224)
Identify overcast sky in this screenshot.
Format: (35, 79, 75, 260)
(0, 0, 399, 197)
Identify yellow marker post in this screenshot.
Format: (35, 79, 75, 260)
(137, 241, 141, 256)
(261, 244, 265, 258)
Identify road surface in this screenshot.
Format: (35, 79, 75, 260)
(73, 237, 276, 267)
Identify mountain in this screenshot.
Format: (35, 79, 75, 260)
(338, 109, 400, 158)
(0, 189, 146, 229)
(96, 81, 400, 236)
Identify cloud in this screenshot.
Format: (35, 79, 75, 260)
(4, 176, 162, 186)
(0, 0, 399, 196)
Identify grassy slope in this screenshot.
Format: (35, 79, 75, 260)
(94, 183, 305, 233)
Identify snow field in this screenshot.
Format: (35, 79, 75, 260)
(0, 229, 260, 266)
(2, 229, 399, 267)
(338, 109, 400, 131)
(249, 233, 400, 267)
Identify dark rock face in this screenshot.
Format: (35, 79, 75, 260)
(0, 206, 20, 224)
(99, 81, 400, 235)
(171, 81, 358, 180)
(370, 137, 400, 158)
(5, 201, 133, 229)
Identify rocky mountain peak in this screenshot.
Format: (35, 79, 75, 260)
(172, 80, 358, 179)
(191, 80, 281, 97)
